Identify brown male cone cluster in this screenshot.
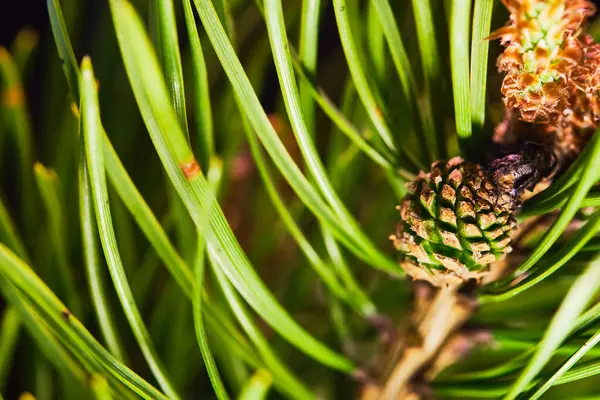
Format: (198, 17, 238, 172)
(493, 0, 600, 161)
(378, 1, 600, 398)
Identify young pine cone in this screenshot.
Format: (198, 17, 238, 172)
(491, 0, 596, 124)
(391, 145, 552, 287)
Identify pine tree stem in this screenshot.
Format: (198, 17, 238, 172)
(379, 285, 473, 399)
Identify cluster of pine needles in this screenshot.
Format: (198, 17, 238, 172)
(2, 0, 600, 399)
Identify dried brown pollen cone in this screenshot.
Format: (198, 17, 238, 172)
(492, 1, 600, 166)
(493, 0, 597, 124)
(391, 147, 552, 287)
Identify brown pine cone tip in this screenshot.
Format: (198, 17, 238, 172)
(493, 0, 597, 125)
(491, 0, 600, 167)
(392, 144, 552, 287)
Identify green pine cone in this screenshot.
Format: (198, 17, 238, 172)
(392, 157, 518, 287)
